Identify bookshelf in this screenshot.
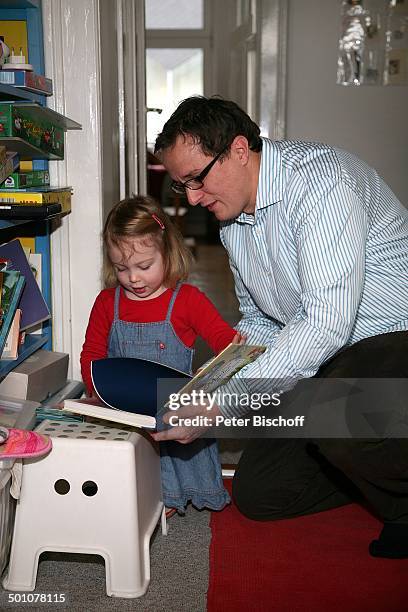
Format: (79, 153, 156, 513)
(0, 1, 81, 369)
(0, 81, 42, 101)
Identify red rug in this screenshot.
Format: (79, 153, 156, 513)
(208, 480, 407, 612)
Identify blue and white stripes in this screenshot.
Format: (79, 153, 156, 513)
(219, 138, 408, 417)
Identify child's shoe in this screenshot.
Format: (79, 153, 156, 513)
(0, 427, 52, 459)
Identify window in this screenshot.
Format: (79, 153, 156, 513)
(145, 0, 204, 30)
(145, 0, 210, 149)
(146, 48, 203, 148)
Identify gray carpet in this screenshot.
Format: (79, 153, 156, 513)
(0, 507, 211, 612)
(0, 245, 242, 611)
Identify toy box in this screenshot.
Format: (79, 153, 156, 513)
(0, 350, 69, 402)
(1, 170, 50, 189)
(0, 70, 53, 96)
(0, 103, 65, 159)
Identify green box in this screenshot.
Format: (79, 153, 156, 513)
(0, 103, 65, 160)
(0, 170, 50, 189)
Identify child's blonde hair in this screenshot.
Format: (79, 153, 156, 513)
(103, 196, 192, 288)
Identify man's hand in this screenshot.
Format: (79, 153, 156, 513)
(151, 401, 222, 444)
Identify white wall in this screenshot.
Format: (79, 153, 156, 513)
(42, 0, 119, 381)
(286, 0, 408, 206)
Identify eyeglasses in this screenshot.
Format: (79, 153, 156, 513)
(171, 147, 228, 195)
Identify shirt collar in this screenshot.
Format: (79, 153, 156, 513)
(236, 137, 283, 224)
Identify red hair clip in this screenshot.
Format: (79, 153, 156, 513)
(152, 213, 165, 230)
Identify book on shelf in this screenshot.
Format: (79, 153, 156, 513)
(0, 239, 50, 331)
(0, 187, 71, 214)
(0, 202, 61, 219)
(0, 270, 25, 358)
(0, 70, 53, 96)
(1, 307, 21, 360)
(62, 343, 267, 430)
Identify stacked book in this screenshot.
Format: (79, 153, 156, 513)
(0, 145, 71, 218)
(0, 186, 72, 219)
(0, 238, 50, 361)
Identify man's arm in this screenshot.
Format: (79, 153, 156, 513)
(219, 179, 368, 417)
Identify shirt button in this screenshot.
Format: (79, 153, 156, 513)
(159, 342, 166, 350)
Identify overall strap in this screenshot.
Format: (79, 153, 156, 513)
(165, 282, 182, 322)
(113, 286, 121, 321)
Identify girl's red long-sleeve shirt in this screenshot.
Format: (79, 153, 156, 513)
(80, 283, 236, 394)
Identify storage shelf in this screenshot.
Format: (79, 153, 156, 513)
(9, 102, 81, 130)
(0, 100, 81, 129)
(0, 83, 43, 103)
(0, 137, 64, 160)
(0, 333, 47, 381)
(0, 1, 39, 7)
(0, 1, 77, 356)
(0, 218, 33, 229)
(0, 212, 67, 229)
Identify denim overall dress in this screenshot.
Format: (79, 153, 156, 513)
(107, 283, 230, 512)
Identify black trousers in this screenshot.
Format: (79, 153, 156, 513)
(232, 331, 408, 523)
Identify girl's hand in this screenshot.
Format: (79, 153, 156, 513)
(232, 331, 247, 345)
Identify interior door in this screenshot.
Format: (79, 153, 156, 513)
(228, 0, 259, 119)
(118, 0, 147, 197)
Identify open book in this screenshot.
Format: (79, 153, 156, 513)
(62, 343, 266, 430)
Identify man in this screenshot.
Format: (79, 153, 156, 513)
(153, 95, 408, 558)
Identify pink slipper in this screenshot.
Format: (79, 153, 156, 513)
(0, 427, 52, 459)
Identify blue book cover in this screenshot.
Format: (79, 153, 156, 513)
(91, 357, 190, 417)
(0, 239, 50, 330)
(0, 270, 25, 357)
(62, 358, 190, 430)
(63, 346, 265, 429)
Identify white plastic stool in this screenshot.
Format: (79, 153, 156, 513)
(2, 419, 165, 598)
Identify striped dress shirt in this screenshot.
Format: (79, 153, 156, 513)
(219, 137, 408, 417)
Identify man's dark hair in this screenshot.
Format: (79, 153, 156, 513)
(154, 96, 262, 157)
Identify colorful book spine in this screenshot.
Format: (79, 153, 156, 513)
(1, 307, 22, 360)
(0, 270, 25, 357)
(0, 239, 50, 331)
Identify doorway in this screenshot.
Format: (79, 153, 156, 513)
(144, 0, 264, 244)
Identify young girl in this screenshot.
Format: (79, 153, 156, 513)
(80, 195, 243, 513)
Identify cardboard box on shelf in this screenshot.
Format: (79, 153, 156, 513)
(0, 70, 53, 96)
(1, 170, 50, 190)
(0, 103, 66, 160)
(0, 350, 69, 402)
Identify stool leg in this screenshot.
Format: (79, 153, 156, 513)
(105, 544, 148, 598)
(161, 506, 168, 535)
(3, 539, 39, 592)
